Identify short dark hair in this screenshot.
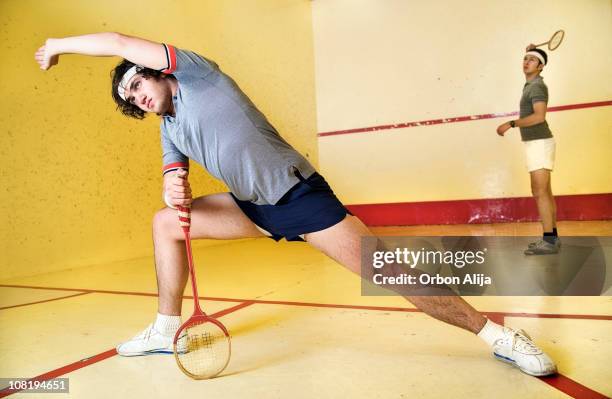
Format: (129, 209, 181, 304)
(110, 59, 169, 119)
(529, 48, 548, 66)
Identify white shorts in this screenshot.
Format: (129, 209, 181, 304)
(524, 137, 555, 172)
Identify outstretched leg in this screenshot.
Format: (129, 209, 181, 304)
(304, 214, 556, 376)
(304, 215, 486, 333)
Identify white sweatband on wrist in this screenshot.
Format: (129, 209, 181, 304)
(164, 191, 177, 209)
(525, 51, 546, 65)
(117, 65, 141, 101)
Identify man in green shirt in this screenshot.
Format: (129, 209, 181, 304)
(497, 45, 559, 255)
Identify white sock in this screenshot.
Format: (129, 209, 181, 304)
(154, 313, 181, 336)
(477, 319, 507, 346)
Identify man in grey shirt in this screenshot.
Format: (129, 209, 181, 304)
(35, 32, 557, 377)
(497, 46, 560, 255)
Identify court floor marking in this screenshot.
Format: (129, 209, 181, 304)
(532, 369, 609, 399)
(0, 295, 609, 399)
(1, 284, 611, 322)
(0, 301, 255, 398)
(0, 292, 91, 310)
(2, 284, 611, 397)
(491, 313, 610, 399)
(0, 285, 610, 398)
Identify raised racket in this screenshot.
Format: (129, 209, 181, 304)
(173, 204, 231, 379)
(534, 30, 565, 51)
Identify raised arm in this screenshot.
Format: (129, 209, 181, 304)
(34, 32, 167, 71)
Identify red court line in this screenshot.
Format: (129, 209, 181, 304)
(318, 100, 612, 137)
(0, 300, 253, 398)
(245, 298, 422, 313)
(211, 300, 255, 318)
(484, 312, 505, 325)
(0, 284, 159, 297)
(0, 348, 117, 398)
(539, 375, 611, 399)
(1, 284, 611, 321)
(0, 292, 90, 310)
(495, 315, 610, 399)
(0, 287, 609, 399)
(240, 298, 612, 323)
(503, 312, 612, 321)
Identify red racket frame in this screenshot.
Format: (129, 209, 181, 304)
(173, 204, 231, 379)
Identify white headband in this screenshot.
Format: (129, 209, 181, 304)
(525, 51, 546, 65)
(117, 65, 141, 101)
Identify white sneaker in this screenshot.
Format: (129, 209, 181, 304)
(492, 328, 557, 376)
(116, 324, 187, 357)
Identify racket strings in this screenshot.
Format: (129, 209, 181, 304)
(549, 31, 564, 50)
(175, 320, 230, 379)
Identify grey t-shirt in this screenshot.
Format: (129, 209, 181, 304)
(160, 45, 315, 205)
(519, 75, 553, 141)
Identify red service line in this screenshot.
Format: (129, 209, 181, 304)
(502, 312, 612, 321)
(0, 283, 160, 297)
(1, 284, 611, 321)
(317, 100, 612, 137)
(0, 292, 91, 310)
(0, 300, 254, 398)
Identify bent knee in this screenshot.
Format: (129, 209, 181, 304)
(152, 208, 182, 239)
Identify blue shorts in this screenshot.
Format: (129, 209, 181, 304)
(230, 172, 350, 242)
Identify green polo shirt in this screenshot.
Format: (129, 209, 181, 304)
(519, 75, 553, 141)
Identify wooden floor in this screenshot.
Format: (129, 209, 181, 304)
(1, 221, 611, 398)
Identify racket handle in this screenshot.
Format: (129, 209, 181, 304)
(176, 168, 191, 233)
(177, 205, 191, 233)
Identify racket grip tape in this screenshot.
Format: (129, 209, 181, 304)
(177, 205, 192, 232)
(176, 168, 192, 233)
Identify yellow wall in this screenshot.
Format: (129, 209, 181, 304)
(0, 0, 317, 279)
(3, 0, 611, 280)
(313, 0, 612, 204)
